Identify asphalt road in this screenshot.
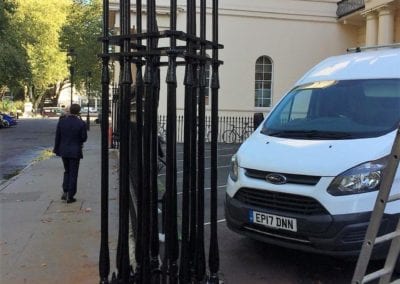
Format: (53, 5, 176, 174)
(1, 118, 390, 283)
(0, 118, 58, 185)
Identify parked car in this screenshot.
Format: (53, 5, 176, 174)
(225, 48, 400, 264)
(0, 115, 6, 128)
(41, 107, 62, 118)
(0, 113, 17, 128)
(81, 106, 97, 113)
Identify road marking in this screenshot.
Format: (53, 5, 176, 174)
(204, 219, 226, 226)
(158, 165, 230, 177)
(176, 153, 233, 162)
(176, 184, 227, 195)
(174, 146, 238, 155)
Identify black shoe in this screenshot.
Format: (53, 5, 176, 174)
(66, 197, 77, 204)
(61, 193, 67, 200)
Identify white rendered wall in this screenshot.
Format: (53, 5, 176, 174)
(110, 0, 359, 117)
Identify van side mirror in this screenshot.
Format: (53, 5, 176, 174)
(253, 112, 264, 130)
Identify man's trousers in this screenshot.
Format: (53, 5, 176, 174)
(62, 157, 80, 198)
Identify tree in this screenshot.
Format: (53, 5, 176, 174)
(0, 0, 102, 111)
(12, 0, 71, 110)
(60, 0, 102, 97)
(0, 0, 31, 97)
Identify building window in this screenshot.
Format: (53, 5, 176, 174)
(255, 56, 272, 107)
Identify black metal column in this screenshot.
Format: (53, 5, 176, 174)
(189, 0, 198, 278)
(195, 0, 207, 281)
(150, 6, 161, 282)
(164, 0, 179, 282)
(140, 0, 156, 282)
(100, 0, 223, 282)
(99, 0, 110, 283)
(134, 0, 144, 282)
(116, 0, 132, 282)
(179, 1, 195, 282)
(208, 0, 221, 282)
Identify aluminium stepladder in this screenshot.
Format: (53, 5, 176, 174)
(352, 126, 400, 284)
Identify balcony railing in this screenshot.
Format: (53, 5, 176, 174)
(337, 0, 365, 18)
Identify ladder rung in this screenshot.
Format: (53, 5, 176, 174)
(363, 267, 391, 283)
(388, 193, 400, 202)
(375, 231, 400, 245)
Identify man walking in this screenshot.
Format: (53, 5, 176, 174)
(53, 104, 87, 203)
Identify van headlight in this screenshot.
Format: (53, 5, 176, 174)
(229, 154, 239, 182)
(327, 157, 388, 196)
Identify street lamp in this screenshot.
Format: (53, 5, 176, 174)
(86, 71, 92, 131)
(67, 48, 76, 106)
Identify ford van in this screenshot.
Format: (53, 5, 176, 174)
(225, 48, 400, 261)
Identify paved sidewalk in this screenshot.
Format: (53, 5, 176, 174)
(0, 125, 119, 284)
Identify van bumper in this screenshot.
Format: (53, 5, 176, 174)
(225, 194, 399, 258)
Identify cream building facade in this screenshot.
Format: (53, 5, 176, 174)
(109, 0, 400, 117)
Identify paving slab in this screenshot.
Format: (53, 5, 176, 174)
(0, 125, 119, 284)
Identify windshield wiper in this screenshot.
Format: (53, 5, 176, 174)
(265, 130, 353, 139)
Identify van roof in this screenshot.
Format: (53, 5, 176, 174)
(296, 48, 400, 86)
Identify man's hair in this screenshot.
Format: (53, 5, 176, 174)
(70, 104, 81, 115)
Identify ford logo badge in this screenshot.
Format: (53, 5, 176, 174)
(265, 173, 287, 185)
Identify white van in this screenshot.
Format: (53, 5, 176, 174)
(225, 48, 400, 261)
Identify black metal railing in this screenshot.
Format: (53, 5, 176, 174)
(337, 0, 364, 18)
(99, 0, 223, 283)
(158, 115, 255, 143)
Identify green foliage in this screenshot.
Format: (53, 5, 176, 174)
(0, 0, 73, 109)
(0, 99, 24, 113)
(60, 0, 102, 96)
(0, 0, 31, 94)
(14, 0, 71, 108)
(0, 0, 103, 109)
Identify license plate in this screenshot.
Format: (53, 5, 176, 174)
(249, 210, 297, 232)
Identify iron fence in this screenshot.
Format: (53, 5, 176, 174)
(100, 0, 223, 282)
(158, 115, 255, 143)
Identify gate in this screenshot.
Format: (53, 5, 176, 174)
(99, 0, 223, 283)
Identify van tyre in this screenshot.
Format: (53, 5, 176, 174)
(395, 255, 400, 275)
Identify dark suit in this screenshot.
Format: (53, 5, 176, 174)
(53, 115, 87, 198)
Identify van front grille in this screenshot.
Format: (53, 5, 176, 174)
(235, 187, 328, 215)
(245, 168, 320, 185)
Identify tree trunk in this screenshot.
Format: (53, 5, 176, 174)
(54, 80, 67, 104)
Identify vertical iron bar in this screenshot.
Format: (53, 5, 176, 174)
(164, 0, 179, 282)
(150, 72, 161, 281)
(111, 85, 117, 148)
(117, 0, 132, 282)
(189, 1, 198, 278)
(134, 0, 144, 281)
(116, 0, 124, 272)
(179, 0, 195, 282)
(99, 0, 110, 282)
(195, 0, 206, 281)
(142, 65, 152, 284)
(208, 0, 220, 281)
(141, 0, 156, 281)
(150, 4, 161, 281)
(189, 67, 198, 278)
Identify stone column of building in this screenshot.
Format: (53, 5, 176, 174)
(378, 5, 395, 45)
(365, 11, 378, 46)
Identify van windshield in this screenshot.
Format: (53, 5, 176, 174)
(261, 79, 400, 139)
